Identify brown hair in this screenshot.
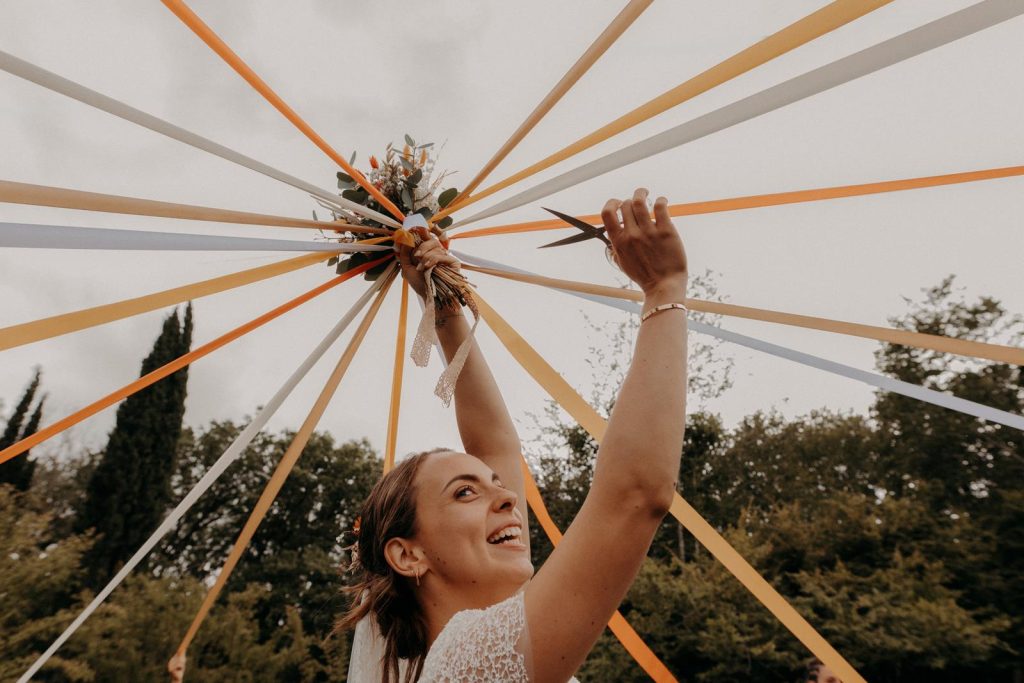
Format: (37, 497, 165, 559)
(337, 448, 449, 683)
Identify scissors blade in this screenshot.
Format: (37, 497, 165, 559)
(539, 207, 611, 247)
(538, 231, 597, 248)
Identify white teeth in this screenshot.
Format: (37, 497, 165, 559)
(487, 526, 521, 544)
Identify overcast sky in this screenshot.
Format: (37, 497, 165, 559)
(2, 1, 1022, 464)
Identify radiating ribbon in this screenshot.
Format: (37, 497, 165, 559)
(474, 290, 866, 683)
(457, 260, 1024, 366)
(454, 0, 1024, 227)
(176, 265, 398, 656)
(455, 252, 1024, 432)
(450, 165, 1024, 240)
(15, 269, 390, 683)
(383, 281, 409, 473)
(518, 458, 678, 682)
(161, 0, 405, 222)
(0, 179, 391, 234)
(435, 0, 893, 222)
(450, 0, 653, 205)
(0, 251, 341, 351)
(0, 49, 400, 229)
(0, 256, 390, 465)
(0, 221, 391, 252)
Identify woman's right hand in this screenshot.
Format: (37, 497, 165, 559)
(600, 188, 688, 299)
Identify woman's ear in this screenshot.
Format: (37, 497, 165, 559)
(383, 537, 427, 580)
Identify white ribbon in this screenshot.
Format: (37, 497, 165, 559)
(454, 0, 1024, 227)
(0, 49, 401, 230)
(0, 221, 390, 252)
(17, 275, 390, 683)
(453, 251, 1024, 433)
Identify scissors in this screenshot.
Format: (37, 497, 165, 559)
(537, 207, 611, 249)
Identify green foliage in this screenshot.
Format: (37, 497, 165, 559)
(76, 305, 193, 586)
(0, 485, 94, 682)
(531, 276, 1023, 681)
(4, 275, 1023, 681)
(151, 421, 379, 661)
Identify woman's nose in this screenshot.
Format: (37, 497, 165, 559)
(492, 486, 518, 511)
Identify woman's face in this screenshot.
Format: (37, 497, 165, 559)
(412, 452, 534, 599)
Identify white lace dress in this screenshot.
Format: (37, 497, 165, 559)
(418, 591, 580, 683)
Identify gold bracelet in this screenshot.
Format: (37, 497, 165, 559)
(640, 302, 688, 323)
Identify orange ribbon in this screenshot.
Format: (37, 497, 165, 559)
(383, 281, 410, 473)
(0, 256, 391, 466)
(435, 0, 892, 221)
(461, 263, 1024, 366)
(0, 252, 336, 351)
(474, 290, 866, 683)
(520, 459, 678, 682)
(451, 165, 1024, 240)
(176, 266, 397, 656)
(161, 0, 404, 222)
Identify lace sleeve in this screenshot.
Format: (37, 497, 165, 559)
(418, 592, 530, 683)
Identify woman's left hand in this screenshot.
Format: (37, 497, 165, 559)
(395, 228, 461, 300)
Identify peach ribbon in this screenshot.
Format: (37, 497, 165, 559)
(434, 0, 892, 221)
(0, 179, 391, 234)
(0, 256, 390, 466)
(383, 281, 410, 473)
(161, 0, 404, 222)
(461, 263, 1024, 366)
(0, 252, 335, 351)
(176, 266, 398, 656)
(474, 290, 866, 683)
(450, 165, 1024, 240)
(451, 0, 653, 205)
(520, 459, 678, 682)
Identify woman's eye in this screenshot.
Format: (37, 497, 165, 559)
(455, 486, 475, 499)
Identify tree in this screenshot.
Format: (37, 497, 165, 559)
(530, 276, 1022, 681)
(1, 368, 46, 491)
(77, 304, 193, 585)
(150, 420, 380, 670)
(0, 484, 94, 682)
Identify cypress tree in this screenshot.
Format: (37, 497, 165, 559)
(0, 369, 43, 491)
(78, 304, 193, 584)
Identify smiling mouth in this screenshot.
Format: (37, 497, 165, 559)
(487, 525, 525, 547)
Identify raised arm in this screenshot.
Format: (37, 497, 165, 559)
(396, 234, 529, 541)
(524, 188, 689, 683)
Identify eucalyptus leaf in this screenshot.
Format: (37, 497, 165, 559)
(404, 133, 415, 147)
(349, 150, 357, 165)
(336, 172, 354, 183)
(415, 206, 434, 219)
(437, 216, 453, 229)
(417, 142, 434, 149)
(437, 188, 458, 208)
(407, 169, 422, 186)
(342, 189, 368, 203)
(327, 256, 339, 267)
(401, 186, 413, 208)
(338, 179, 356, 190)
(398, 156, 414, 172)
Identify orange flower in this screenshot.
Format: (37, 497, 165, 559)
(419, 149, 427, 165)
(403, 144, 411, 160)
(369, 155, 379, 169)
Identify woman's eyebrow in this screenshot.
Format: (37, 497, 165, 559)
(442, 472, 500, 493)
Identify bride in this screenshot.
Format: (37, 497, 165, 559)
(339, 188, 689, 683)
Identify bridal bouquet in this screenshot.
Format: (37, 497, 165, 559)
(314, 135, 471, 310)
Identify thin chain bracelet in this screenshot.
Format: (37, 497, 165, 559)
(640, 302, 688, 324)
